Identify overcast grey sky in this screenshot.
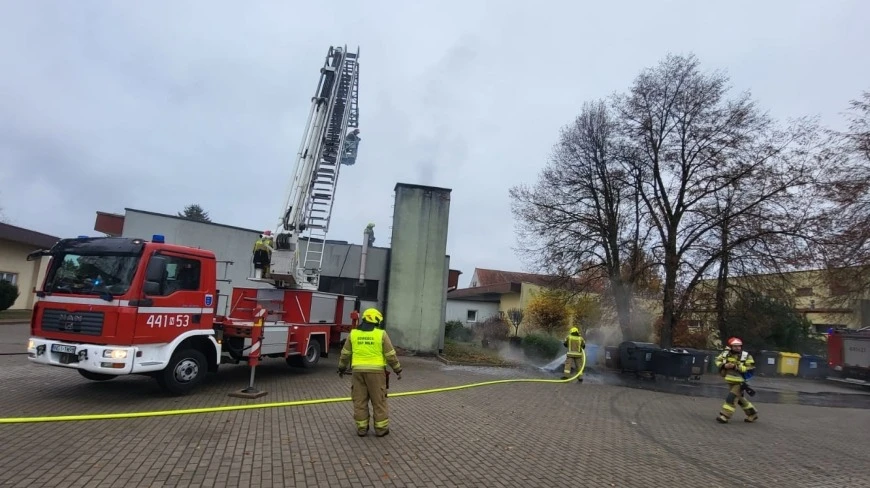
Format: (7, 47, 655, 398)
(1, 1, 868, 287)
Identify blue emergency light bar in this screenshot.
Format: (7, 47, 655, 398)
(152, 234, 165, 243)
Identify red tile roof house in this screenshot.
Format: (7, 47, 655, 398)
(445, 267, 595, 335)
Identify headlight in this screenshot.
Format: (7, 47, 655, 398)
(102, 349, 128, 359)
(27, 339, 35, 350)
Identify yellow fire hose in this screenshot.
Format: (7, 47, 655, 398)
(0, 353, 585, 425)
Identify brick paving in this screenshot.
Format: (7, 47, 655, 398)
(0, 331, 868, 487)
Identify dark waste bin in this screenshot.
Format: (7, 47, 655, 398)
(753, 350, 780, 376)
(652, 349, 695, 379)
(680, 348, 712, 379)
(705, 349, 724, 374)
(618, 341, 659, 377)
(604, 346, 621, 369)
(798, 355, 829, 379)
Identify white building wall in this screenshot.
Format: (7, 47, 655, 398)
(445, 299, 499, 325)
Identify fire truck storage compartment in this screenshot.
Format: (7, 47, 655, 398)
(843, 337, 870, 369)
(310, 293, 338, 323)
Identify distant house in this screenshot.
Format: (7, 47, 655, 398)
(446, 267, 571, 331)
(0, 223, 59, 310)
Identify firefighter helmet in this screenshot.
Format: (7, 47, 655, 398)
(569, 327, 580, 335)
(361, 308, 383, 325)
(727, 337, 743, 348)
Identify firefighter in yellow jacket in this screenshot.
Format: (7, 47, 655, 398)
(338, 308, 403, 437)
(562, 327, 586, 382)
(714, 337, 759, 424)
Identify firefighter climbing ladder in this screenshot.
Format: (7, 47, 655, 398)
(274, 45, 360, 290)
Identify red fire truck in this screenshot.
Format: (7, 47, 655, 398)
(827, 327, 870, 385)
(25, 45, 364, 394)
(26, 235, 356, 394)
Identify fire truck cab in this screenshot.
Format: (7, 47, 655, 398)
(26, 235, 354, 395)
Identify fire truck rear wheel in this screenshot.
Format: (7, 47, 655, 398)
(288, 341, 320, 368)
(157, 348, 207, 395)
(78, 370, 117, 382)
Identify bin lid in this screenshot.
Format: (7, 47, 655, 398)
(779, 352, 801, 358)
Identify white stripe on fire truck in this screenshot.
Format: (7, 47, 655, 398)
(140, 307, 214, 314)
(36, 297, 213, 315)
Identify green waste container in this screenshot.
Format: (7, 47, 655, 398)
(777, 352, 801, 376)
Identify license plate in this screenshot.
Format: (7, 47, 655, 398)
(51, 344, 76, 354)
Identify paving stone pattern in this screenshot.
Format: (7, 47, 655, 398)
(0, 349, 868, 488)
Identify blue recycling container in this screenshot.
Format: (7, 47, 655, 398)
(584, 344, 600, 367)
(798, 355, 829, 379)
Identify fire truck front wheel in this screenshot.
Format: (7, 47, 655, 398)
(78, 370, 117, 382)
(156, 348, 207, 395)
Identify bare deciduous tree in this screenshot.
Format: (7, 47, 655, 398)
(510, 100, 653, 339)
(819, 90, 870, 295)
(614, 54, 826, 347)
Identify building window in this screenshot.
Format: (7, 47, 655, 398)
(318, 277, 379, 302)
(686, 320, 702, 329)
(829, 283, 849, 296)
(0, 272, 17, 286)
(795, 287, 813, 297)
(466, 310, 478, 322)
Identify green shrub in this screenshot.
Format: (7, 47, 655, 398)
(0, 280, 19, 312)
(521, 332, 563, 360)
(445, 320, 474, 342)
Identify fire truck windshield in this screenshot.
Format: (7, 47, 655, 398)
(44, 253, 141, 297)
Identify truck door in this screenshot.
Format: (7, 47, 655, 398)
(135, 251, 213, 343)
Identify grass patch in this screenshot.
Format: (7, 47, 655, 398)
(0, 309, 31, 322)
(442, 340, 510, 366)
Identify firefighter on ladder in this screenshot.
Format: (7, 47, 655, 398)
(714, 337, 759, 424)
(337, 308, 403, 437)
(252, 230, 273, 279)
(562, 327, 585, 382)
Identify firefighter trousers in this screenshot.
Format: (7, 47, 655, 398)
(717, 383, 758, 423)
(563, 354, 583, 379)
(352, 371, 390, 436)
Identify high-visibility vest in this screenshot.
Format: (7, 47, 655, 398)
(350, 328, 386, 368)
(566, 335, 584, 357)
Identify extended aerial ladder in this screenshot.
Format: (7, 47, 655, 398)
(268, 45, 361, 290)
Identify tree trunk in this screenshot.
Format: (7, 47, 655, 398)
(611, 280, 633, 339)
(716, 221, 730, 342)
(660, 242, 679, 348)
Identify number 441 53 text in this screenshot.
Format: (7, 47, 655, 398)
(146, 314, 190, 328)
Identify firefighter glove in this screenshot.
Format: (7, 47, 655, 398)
(337, 368, 347, 378)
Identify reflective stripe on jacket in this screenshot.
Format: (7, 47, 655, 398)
(565, 335, 585, 357)
(714, 350, 754, 383)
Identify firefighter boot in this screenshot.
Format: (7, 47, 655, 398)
(739, 398, 759, 423)
(717, 383, 748, 423)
